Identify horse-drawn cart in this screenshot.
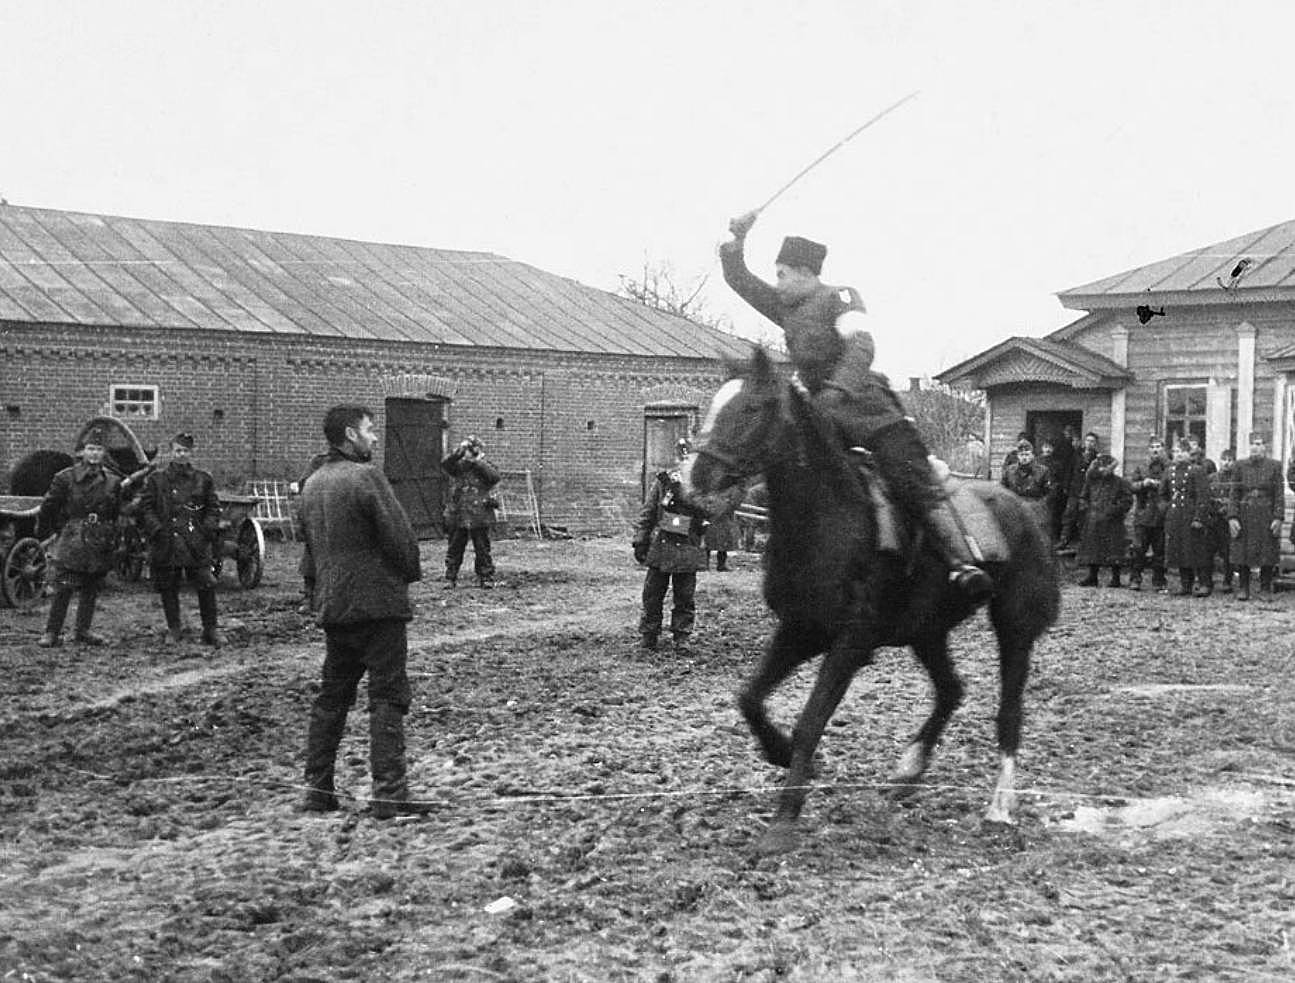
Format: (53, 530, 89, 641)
(0, 495, 48, 609)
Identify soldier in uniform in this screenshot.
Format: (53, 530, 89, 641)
(1161, 440, 1214, 596)
(441, 435, 501, 589)
(137, 432, 224, 647)
(35, 426, 121, 647)
(1001, 439, 1052, 530)
(720, 211, 992, 601)
(1227, 433, 1284, 600)
(633, 439, 711, 653)
(1127, 436, 1169, 592)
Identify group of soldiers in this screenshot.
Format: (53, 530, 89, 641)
(35, 428, 227, 648)
(1001, 429, 1291, 600)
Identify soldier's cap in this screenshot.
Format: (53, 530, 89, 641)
(80, 426, 109, 449)
(1095, 453, 1117, 469)
(171, 432, 196, 449)
(1016, 439, 1033, 453)
(775, 236, 827, 275)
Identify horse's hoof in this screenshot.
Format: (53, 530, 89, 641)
(754, 823, 797, 856)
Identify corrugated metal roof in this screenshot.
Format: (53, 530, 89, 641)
(1059, 217, 1295, 302)
(0, 204, 751, 359)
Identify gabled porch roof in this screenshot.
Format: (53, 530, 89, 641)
(936, 335, 1131, 391)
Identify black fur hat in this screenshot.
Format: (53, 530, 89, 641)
(775, 236, 827, 275)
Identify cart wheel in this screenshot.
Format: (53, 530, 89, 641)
(115, 525, 145, 582)
(236, 518, 264, 589)
(2, 537, 48, 609)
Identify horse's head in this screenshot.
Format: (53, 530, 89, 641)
(686, 347, 784, 496)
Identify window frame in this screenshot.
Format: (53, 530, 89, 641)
(1162, 382, 1207, 449)
(108, 383, 160, 421)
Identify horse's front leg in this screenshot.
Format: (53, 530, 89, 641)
(758, 633, 868, 855)
(984, 630, 1033, 825)
(888, 631, 963, 796)
(737, 622, 822, 769)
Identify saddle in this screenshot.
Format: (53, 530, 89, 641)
(854, 452, 1010, 562)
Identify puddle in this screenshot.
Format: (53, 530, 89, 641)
(1050, 787, 1274, 839)
(1114, 683, 1253, 697)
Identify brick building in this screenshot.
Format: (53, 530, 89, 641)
(0, 205, 752, 536)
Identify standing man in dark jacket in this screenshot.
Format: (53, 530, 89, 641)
(720, 210, 992, 601)
(1058, 432, 1100, 552)
(35, 426, 121, 647)
(1128, 436, 1169, 592)
(442, 435, 501, 589)
(1227, 433, 1284, 600)
(299, 404, 428, 819)
(1049, 425, 1078, 543)
(1076, 454, 1133, 587)
(633, 439, 710, 653)
(137, 433, 224, 647)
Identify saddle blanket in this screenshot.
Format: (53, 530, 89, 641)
(870, 476, 1010, 562)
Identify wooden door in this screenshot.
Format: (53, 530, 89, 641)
(384, 397, 448, 540)
(643, 412, 692, 498)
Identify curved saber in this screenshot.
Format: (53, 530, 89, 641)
(755, 90, 920, 214)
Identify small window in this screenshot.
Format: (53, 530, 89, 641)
(110, 384, 159, 420)
(1164, 384, 1206, 449)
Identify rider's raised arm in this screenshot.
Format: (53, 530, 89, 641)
(719, 230, 782, 325)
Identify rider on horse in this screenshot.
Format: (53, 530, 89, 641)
(719, 210, 994, 602)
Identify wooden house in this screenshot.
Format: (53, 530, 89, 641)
(937, 218, 1295, 570)
(0, 204, 752, 537)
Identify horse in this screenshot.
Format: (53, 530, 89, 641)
(685, 348, 1060, 854)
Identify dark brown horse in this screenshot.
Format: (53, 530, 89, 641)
(686, 349, 1060, 854)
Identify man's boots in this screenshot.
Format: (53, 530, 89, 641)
(197, 589, 224, 648)
(73, 581, 107, 646)
(39, 588, 73, 647)
(1079, 565, 1100, 587)
(160, 588, 184, 643)
(369, 701, 434, 819)
(1259, 566, 1275, 594)
(1237, 566, 1251, 601)
(1108, 566, 1122, 588)
(301, 703, 349, 812)
(443, 567, 458, 589)
(925, 500, 994, 602)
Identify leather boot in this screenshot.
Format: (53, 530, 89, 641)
(925, 500, 994, 602)
(1108, 566, 1122, 588)
(73, 581, 107, 646)
(40, 588, 74, 647)
(1237, 567, 1251, 601)
(160, 589, 184, 643)
(1259, 566, 1275, 594)
(198, 589, 224, 647)
(1176, 568, 1194, 596)
(301, 703, 349, 812)
(369, 701, 433, 819)
(1079, 566, 1100, 587)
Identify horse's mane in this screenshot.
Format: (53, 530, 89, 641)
(782, 383, 875, 509)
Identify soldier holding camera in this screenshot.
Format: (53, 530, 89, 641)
(441, 435, 501, 588)
(632, 438, 710, 654)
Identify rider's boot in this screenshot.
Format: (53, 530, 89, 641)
(923, 499, 995, 602)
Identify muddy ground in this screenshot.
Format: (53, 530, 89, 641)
(1, 538, 1292, 982)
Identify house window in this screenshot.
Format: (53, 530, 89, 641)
(1163, 384, 1206, 449)
(110, 384, 160, 420)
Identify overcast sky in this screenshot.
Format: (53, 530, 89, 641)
(5, 1, 1294, 382)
